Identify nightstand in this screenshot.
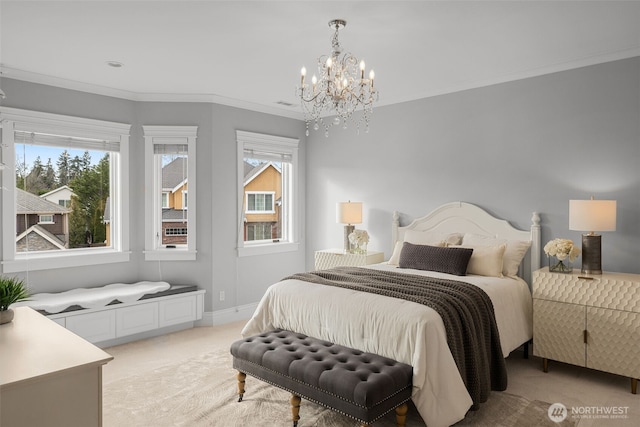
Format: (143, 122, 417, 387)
(532, 267, 640, 393)
(314, 249, 385, 270)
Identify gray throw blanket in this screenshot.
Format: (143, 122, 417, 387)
(284, 267, 507, 406)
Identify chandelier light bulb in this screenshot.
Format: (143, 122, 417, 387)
(311, 75, 317, 84)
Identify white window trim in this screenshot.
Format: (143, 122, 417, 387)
(236, 130, 299, 257)
(0, 107, 131, 273)
(246, 191, 275, 214)
(161, 192, 170, 209)
(143, 125, 197, 261)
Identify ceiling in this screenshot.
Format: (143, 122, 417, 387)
(1, 1, 639, 119)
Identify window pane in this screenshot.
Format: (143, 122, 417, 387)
(243, 155, 285, 242)
(15, 143, 112, 252)
(158, 153, 188, 246)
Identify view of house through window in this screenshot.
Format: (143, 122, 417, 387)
(242, 155, 287, 242)
(158, 152, 188, 246)
(14, 137, 112, 252)
(237, 130, 298, 254)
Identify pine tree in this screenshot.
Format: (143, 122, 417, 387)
(43, 158, 56, 191)
(67, 154, 109, 248)
(24, 156, 47, 194)
(57, 150, 71, 186)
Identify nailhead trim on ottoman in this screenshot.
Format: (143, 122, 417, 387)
(231, 330, 413, 426)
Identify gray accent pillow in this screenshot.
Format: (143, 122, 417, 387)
(398, 242, 473, 276)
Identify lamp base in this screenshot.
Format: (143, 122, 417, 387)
(343, 225, 355, 253)
(581, 234, 602, 275)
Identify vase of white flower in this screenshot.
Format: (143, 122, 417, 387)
(544, 238, 580, 274)
(348, 229, 370, 254)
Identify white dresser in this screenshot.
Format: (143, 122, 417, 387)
(314, 249, 385, 270)
(532, 267, 640, 393)
(0, 307, 113, 427)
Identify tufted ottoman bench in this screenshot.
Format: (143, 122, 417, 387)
(230, 330, 413, 427)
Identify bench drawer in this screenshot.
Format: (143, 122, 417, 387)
(66, 310, 116, 343)
(116, 302, 159, 337)
(159, 295, 196, 327)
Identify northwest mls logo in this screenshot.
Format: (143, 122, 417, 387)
(548, 403, 568, 423)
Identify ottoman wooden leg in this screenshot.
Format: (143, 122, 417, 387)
(395, 402, 409, 427)
(291, 394, 301, 427)
(237, 371, 246, 402)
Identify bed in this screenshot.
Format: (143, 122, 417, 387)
(241, 201, 541, 427)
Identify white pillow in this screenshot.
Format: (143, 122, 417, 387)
(388, 239, 446, 266)
(462, 233, 531, 277)
(403, 229, 463, 246)
(388, 241, 404, 266)
(452, 243, 507, 277)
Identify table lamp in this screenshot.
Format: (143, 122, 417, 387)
(569, 197, 616, 275)
(336, 201, 362, 253)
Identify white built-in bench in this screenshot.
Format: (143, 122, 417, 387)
(16, 282, 205, 347)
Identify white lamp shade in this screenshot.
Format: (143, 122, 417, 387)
(336, 202, 362, 225)
(569, 199, 617, 232)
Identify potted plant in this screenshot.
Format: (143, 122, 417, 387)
(0, 276, 30, 324)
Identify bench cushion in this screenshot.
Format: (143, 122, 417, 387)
(231, 330, 413, 423)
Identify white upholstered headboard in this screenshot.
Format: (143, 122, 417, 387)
(392, 202, 541, 285)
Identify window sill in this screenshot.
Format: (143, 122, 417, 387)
(237, 242, 299, 257)
(144, 249, 197, 261)
(2, 250, 132, 273)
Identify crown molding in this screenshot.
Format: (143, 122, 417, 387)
(2, 47, 638, 120)
(0, 66, 305, 120)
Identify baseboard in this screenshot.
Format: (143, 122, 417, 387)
(96, 322, 195, 348)
(197, 302, 259, 326)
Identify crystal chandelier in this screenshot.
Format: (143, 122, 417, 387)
(297, 19, 378, 137)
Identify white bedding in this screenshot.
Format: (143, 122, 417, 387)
(241, 264, 533, 427)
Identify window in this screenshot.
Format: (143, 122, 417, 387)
(1, 107, 131, 273)
(143, 126, 197, 260)
(236, 130, 299, 256)
(165, 227, 188, 236)
(246, 192, 275, 213)
(38, 215, 54, 224)
(246, 223, 274, 241)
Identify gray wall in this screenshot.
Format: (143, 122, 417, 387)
(0, 79, 307, 314)
(1, 56, 638, 320)
(306, 57, 640, 274)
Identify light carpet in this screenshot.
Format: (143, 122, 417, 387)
(103, 348, 576, 427)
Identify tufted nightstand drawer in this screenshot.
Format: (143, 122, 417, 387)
(532, 269, 640, 313)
